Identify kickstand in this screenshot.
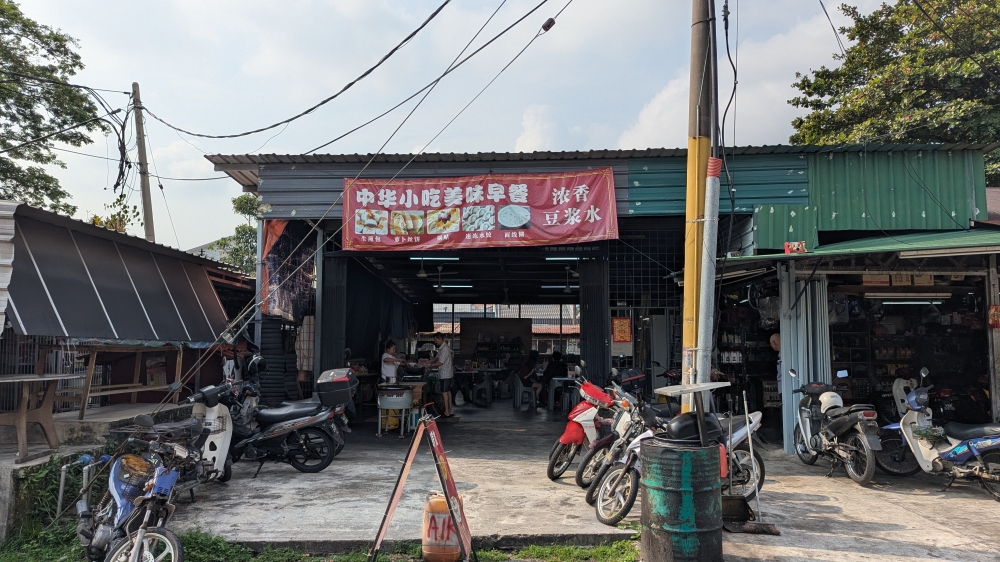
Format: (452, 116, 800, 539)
(825, 461, 839, 478)
(252, 460, 265, 479)
(189, 489, 196, 503)
(940, 473, 956, 492)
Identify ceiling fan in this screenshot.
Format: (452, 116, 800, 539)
(434, 265, 458, 293)
(563, 266, 573, 294)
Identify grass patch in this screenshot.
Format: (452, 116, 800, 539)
(514, 541, 640, 562)
(0, 522, 80, 562)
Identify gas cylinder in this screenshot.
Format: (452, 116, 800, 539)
(422, 493, 463, 562)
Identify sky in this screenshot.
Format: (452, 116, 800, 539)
(23, 0, 881, 250)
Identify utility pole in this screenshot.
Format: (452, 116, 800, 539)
(682, 0, 720, 410)
(132, 82, 156, 243)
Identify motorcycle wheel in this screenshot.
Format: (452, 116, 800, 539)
(217, 455, 234, 483)
(549, 438, 561, 460)
(793, 424, 819, 465)
(723, 443, 764, 501)
(575, 443, 610, 488)
(105, 528, 183, 562)
(547, 443, 578, 480)
(594, 466, 640, 526)
(585, 460, 613, 505)
(874, 432, 921, 476)
(843, 431, 876, 485)
(978, 451, 1000, 501)
(287, 428, 336, 473)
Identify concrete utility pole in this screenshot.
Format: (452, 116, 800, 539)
(682, 0, 720, 409)
(132, 82, 156, 242)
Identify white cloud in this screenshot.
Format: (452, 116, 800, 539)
(514, 105, 556, 152)
(617, 69, 689, 150)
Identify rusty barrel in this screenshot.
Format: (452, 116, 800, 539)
(640, 439, 723, 562)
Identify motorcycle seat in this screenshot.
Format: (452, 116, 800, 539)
(717, 415, 747, 438)
(648, 403, 678, 418)
(943, 422, 1000, 441)
(256, 400, 323, 426)
(148, 417, 203, 441)
(825, 404, 875, 419)
(278, 396, 320, 408)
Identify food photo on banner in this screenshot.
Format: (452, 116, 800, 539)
(343, 168, 618, 251)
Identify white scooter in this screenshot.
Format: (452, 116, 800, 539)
(184, 381, 236, 484)
(591, 403, 764, 526)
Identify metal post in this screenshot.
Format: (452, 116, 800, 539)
(989, 255, 1000, 422)
(681, 0, 718, 411)
(131, 83, 155, 243)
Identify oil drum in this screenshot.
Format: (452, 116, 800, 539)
(640, 438, 723, 561)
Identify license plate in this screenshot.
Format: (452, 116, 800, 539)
(863, 431, 882, 451)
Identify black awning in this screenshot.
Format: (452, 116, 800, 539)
(5, 212, 230, 342)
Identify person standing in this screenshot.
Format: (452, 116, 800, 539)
(381, 341, 403, 384)
(428, 333, 455, 417)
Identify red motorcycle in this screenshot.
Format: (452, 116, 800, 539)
(547, 380, 614, 480)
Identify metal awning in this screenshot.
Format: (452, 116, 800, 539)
(2, 203, 231, 343)
(725, 227, 1000, 265)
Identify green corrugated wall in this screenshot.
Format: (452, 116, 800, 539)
(626, 154, 809, 216)
(752, 204, 820, 252)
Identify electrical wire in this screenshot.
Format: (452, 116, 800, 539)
(818, 0, 847, 56)
(143, 1, 568, 419)
(0, 109, 120, 155)
(142, 0, 453, 140)
(911, 0, 1000, 83)
(713, 0, 739, 352)
(0, 69, 129, 94)
(901, 151, 969, 230)
(307, 0, 551, 153)
(143, 118, 182, 247)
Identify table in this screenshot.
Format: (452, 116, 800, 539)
(548, 377, 577, 412)
(0, 373, 84, 463)
(654, 382, 731, 447)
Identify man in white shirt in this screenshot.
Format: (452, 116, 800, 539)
(428, 333, 455, 417)
(381, 341, 402, 384)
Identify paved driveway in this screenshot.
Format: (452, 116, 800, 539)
(170, 401, 1000, 560)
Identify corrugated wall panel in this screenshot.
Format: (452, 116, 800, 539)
(626, 154, 808, 216)
(257, 160, 629, 220)
(752, 204, 820, 251)
(810, 150, 986, 232)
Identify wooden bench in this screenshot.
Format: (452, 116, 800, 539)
(0, 373, 84, 463)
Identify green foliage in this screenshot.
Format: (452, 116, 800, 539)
(513, 542, 640, 562)
(0, 521, 80, 561)
(88, 192, 141, 232)
(212, 194, 260, 275)
(789, 0, 1000, 183)
(0, 0, 107, 214)
(179, 530, 305, 562)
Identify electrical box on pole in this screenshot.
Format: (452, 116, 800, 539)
(132, 82, 155, 243)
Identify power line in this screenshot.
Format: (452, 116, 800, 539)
(143, 119, 182, 247)
(142, 0, 453, 140)
(0, 109, 121, 155)
(0, 69, 130, 94)
(911, 0, 1000, 83)
(48, 145, 226, 180)
(817, 0, 846, 56)
(308, 0, 551, 153)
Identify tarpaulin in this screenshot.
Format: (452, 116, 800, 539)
(343, 168, 618, 251)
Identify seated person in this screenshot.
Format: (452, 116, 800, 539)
(541, 351, 569, 405)
(516, 350, 542, 398)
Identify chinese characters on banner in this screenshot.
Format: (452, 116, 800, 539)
(343, 168, 617, 250)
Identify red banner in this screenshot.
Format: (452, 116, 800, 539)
(343, 168, 617, 251)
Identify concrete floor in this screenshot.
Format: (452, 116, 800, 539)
(169, 400, 1000, 560)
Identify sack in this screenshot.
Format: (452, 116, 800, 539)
(454, 392, 465, 406)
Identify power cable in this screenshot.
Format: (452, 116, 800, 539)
(143, 118, 183, 247)
(142, 0, 453, 139)
(143, 1, 568, 418)
(818, 0, 846, 56)
(911, 0, 1000, 83)
(901, 151, 969, 230)
(0, 69, 129, 94)
(0, 109, 120, 155)
(307, 0, 551, 153)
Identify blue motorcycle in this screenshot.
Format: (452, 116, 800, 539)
(77, 415, 199, 561)
(877, 368, 1000, 500)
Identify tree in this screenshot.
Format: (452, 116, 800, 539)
(88, 192, 140, 233)
(789, 1, 1000, 183)
(212, 193, 260, 275)
(0, 1, 108, 214)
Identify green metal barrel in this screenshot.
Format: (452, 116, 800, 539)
(640, 439, 723, 562)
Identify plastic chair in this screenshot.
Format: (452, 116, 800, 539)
(512, 377, 535, 411)
(473, 373, 493, 406)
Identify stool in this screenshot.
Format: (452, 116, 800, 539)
(473, 373, 493, 406)
(512, 378, 535, 411)
(378, 407, 409, 437)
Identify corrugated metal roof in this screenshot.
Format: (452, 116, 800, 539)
(727, 226, 1000, 263)
(752, 204, 819, 251)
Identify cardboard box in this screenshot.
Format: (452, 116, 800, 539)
(863, 274, 890, 286)
(912, 274, 934, 286)
(891, 274, 912, 286)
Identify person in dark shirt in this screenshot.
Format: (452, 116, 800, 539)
(517, 350, 542, 396)
(540, 351, 568, 406)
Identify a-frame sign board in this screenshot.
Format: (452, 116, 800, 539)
(367, 416, 476, 562)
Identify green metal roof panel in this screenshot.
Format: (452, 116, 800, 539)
(809, 150, 986, 232)
(626, 154, 808, 216)
(752, 204, 819, 251)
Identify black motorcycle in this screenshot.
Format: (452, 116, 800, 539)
(230, 367, 356, 476)
(789, 369, 881, 485)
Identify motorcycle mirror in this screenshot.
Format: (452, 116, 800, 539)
(167, 381, 182, 393)
(920, 367, 929, 378)
(574, 365, 582, 376)
(579, 359, 586, 368)
(788, 368, 798, 378)
(134, 414, 155, 428)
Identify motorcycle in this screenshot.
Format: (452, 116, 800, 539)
(76, 417, 200, 561)
(789, 368, 881, 485)
(875, 376, 923, 476)
(591, 405, 764, 526)
(184, 380, 236, 484)
(547, 367, 615, 481)
(882, 368, 1000, 500)
(230, 368, 355, 475)
(583, 381, 650, 505)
